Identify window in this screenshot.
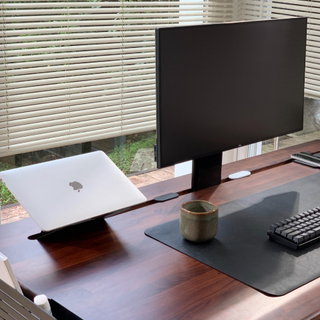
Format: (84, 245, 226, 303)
(1, 0, 233, 157)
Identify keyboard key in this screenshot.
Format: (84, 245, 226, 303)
(300, 232, 310, 241)
(293, 235, 304, 244)
(269, 224, 278, 232)
(287, 230, 302, 240)
(314, 227, 320, 235)
(275, 226, 288, 235)
(281, 229, 294, 237)
(307, 230, 316, 238)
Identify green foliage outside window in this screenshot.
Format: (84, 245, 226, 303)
(108, 132, 156, 175)
(0, 163, 17, 207)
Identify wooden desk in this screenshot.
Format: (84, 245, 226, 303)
(2, 140, 320, 320)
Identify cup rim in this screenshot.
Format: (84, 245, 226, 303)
(180, 200, 218, 215)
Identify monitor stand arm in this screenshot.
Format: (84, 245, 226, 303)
(192, 153, 222, 191)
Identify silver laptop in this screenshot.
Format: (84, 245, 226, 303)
(0, 151, 147, 232)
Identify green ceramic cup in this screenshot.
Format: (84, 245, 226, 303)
(180, 200, 218, 242)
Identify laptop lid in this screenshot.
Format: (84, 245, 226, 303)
(0, 151, 147, 232)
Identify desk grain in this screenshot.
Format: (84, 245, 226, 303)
(2, 141, 320, 319)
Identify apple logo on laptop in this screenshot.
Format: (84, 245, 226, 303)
(69, 181, 83, 192)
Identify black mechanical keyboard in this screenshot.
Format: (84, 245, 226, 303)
(291, 152, 320, 167)
(267, 207, 320, 249)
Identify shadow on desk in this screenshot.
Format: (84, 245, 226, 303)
(34, 218, 110, 243)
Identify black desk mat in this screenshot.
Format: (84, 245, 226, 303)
(145, 172, 320, 296)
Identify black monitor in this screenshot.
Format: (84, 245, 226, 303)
(155, 18, 307, 191)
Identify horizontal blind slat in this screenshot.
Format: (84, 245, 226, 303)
(0, 63, 155, 78)
(0, 57, 156, 72)
(2, 1, 216, 7)
(0, 82, 156, 103)
(0, 31, 157, 43)
(0, 69, 156, 87)
(2, 89, 157, 109)
(0, 74, 156, 91)
(2, 17, 219, 29)
(1, 107, 156, 132)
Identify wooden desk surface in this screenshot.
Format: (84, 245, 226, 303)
(2, 140, 320, 320)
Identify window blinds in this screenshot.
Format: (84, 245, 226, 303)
(0, 0, 233, 157)
(238, 0, 320, 100)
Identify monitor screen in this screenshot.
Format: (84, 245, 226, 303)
(155, 18, 307, 190)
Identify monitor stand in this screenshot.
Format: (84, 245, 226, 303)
(192, 153, 222, 191)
